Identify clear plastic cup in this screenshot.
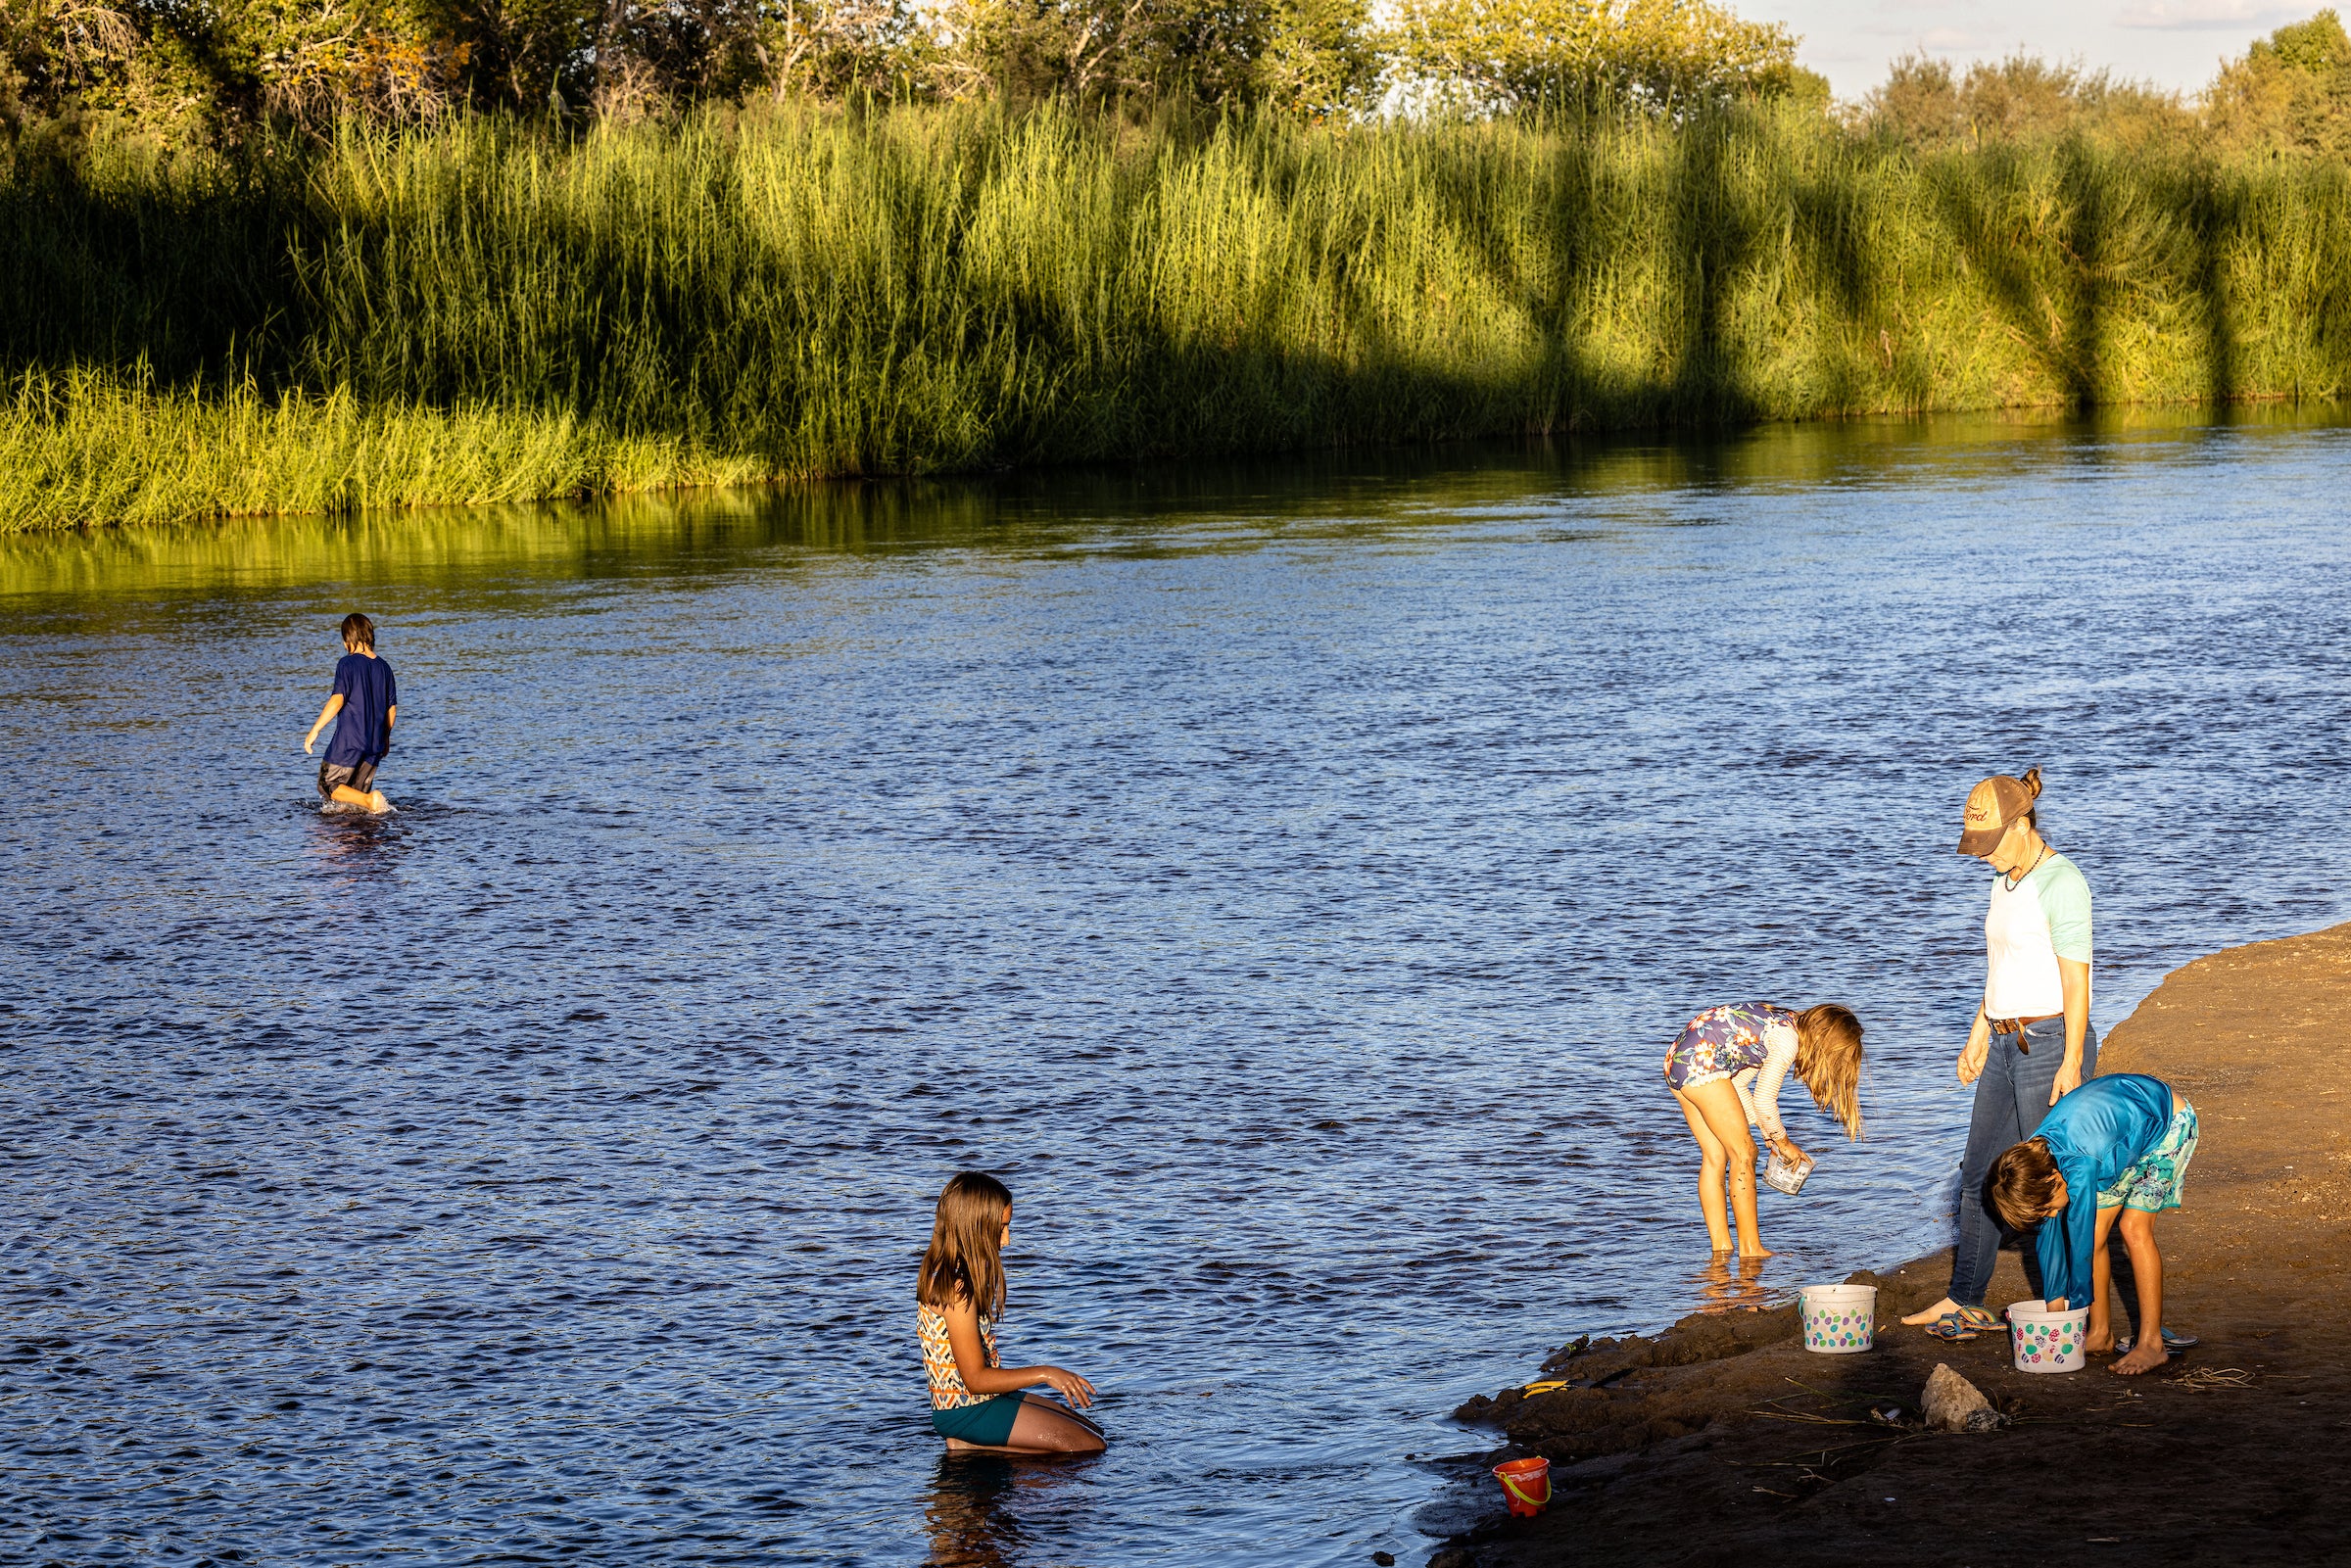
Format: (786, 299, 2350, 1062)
(1763, 1148, 1815, 1195)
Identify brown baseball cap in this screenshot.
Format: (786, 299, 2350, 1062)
(1956, 767, 2043, 856)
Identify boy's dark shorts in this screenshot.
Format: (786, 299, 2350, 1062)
(317, 756, 379, 801)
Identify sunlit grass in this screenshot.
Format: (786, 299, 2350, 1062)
(6, 100, 2350, 530)
(0, 368, 764, 531)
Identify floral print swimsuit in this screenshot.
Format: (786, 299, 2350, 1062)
(1662, 1002, 1800, 1141)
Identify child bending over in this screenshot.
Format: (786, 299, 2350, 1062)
(1988, 1072, 2200, 1376)
(917, 1171, 1105, 1454)
(1664, 1003, 1864, 1257)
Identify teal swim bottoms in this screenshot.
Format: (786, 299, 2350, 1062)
(932, 1395, 1025, 1445)
(2098, 1098, 2199, 1213)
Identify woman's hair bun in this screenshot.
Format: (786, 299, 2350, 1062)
(2019, 765, 2043, 799)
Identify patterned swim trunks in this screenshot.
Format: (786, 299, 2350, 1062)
(2097, 1098, 2199, 1212)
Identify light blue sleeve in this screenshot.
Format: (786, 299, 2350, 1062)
(2036, 859, 2092, 966)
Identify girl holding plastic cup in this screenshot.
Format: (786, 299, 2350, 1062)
(1664, 1002, 1866, 1256)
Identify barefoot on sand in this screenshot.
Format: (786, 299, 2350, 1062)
(1901, 1295, 1965, 1326)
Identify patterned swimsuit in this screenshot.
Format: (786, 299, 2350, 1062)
(918, 1301, 999, 1410)
(1663, 1001, 1797, 1104)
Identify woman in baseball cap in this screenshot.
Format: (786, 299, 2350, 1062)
(1899, 766, 2099, 1341)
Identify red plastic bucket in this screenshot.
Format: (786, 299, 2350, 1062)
(1492, 1455, 1551, 1517)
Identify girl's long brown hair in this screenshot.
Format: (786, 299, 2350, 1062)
(918, 1170, 1013, 1317)
(1793, 1004, 1865, 1140)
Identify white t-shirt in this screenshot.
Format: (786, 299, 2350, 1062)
(1984, 853, 2094, 1019)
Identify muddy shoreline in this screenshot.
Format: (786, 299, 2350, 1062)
(1432, 923, 2351, 1567)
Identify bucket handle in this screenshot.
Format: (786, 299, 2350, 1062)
(1501, 1473, 1549, 1507)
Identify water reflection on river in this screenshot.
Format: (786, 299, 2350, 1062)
(6, 410, 2351, 1566)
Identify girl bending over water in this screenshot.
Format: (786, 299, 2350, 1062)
(1664, 1003, 1864, 1256)
(917, 1172, 1105, 1454)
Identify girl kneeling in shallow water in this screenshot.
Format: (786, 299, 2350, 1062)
(917, 1171, 1105, 1454)
(1664, 1003, 1865, 1257)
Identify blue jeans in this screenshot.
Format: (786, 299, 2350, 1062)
(1949, 1016, 2098, 1307)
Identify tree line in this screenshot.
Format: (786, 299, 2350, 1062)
(0, 0, 1819, 139)
(8, 0, 2351, 156)
(1858, 12, 2351, 159)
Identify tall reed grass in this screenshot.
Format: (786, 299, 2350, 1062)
(7, 99, 2351, 530)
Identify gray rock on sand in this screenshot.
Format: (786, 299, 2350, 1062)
(1922, 1362, 2005, 1433)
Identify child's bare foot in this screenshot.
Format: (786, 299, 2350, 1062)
(1738, 1244, 1775, 1259)
(2086, 1329, 2116, 1355)
(1901, 1296, 1963, 1326)
(2112, 1339, 2167, 1375)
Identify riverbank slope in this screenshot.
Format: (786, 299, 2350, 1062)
(1438, 921, 2351, 1567)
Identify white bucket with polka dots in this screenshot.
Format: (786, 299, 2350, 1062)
(1799, 1284, 1877, 1354)
(2007, 1300, 2089, 1373)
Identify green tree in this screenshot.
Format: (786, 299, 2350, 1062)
(1255, 0, 1376, 119)
(758, 0, 929, 100)
(2206, 9, 2351, 155)
(217, 0, 455, 125)
(923, 0, 1370, 113)
(1857, 50, 2186, 149)
(924, 0, 1133, 101)
(0, 0, 138, 128)
(1381, 0, 1801, 117)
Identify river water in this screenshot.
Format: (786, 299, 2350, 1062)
(6, 411, 2351, 1566)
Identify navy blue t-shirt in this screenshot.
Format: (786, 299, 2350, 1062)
(326, 653, 397, 766)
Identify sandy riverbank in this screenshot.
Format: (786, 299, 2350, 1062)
(1435, 922, 2351, 1567)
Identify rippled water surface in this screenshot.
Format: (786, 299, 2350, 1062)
(8, 413, 2351, 1566)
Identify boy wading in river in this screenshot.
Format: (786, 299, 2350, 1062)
(1987, 1072, 2201, 1376)
(303, 612, 398, 813)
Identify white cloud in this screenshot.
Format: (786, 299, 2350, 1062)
(1921, 26, 1975, 48)
(2117, 0, 2293, 30)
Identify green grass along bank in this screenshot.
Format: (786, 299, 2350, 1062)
(9, 99, 2351, 531)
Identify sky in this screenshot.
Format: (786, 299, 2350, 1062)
(1744, 0, 2318, 101)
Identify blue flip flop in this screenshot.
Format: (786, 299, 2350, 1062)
(1922, 1306, 1999, 1342)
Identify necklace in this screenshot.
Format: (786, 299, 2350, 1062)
(2004, 843, 2051, 891)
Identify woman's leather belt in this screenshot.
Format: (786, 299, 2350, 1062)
(1989, 1013, 2061, 1052)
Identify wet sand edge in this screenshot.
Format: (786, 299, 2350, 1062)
(1433, 920, 2351, 1567)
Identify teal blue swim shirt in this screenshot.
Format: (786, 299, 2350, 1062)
(2031, 1073, 2175, 1308)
